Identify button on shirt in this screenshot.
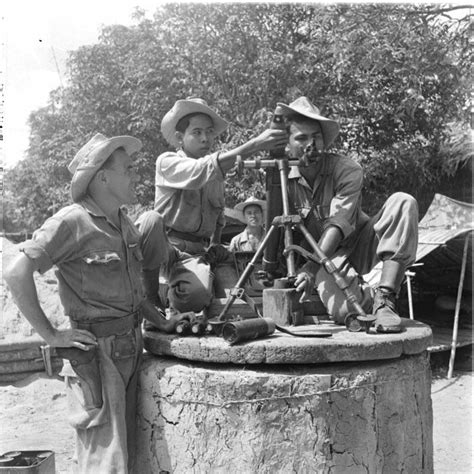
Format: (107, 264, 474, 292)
(287, 153, 370, 245)
(20, 196, 145, 321)
(154, 150, 226, 239)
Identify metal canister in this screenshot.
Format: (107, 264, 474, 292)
(222, 318, 276, 345)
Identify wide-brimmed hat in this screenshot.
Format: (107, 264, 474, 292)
(161, 98, 229, 148)
(277, 96, 340, 147)
(234, 197, 266, 221)
(68, 133, 142, 202)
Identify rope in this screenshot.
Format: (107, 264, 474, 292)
(151, 367, 429, 408)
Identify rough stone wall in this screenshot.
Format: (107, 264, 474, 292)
(135, 353, 433, 473)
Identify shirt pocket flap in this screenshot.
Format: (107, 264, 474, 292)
(82, 251, 121, 265)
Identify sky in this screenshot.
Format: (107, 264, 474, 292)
(2, 0, 161, 169)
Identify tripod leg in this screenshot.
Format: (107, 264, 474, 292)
(217, 224, 279, 321)
(293, 224, 376, 331)
(278, 159, 297, 278)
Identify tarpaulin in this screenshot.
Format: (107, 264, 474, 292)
(364, 193, 473, 290)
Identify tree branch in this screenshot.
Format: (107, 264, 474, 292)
(406, 5, 472, 16)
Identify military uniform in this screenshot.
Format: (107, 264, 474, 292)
(288, 153, 419, 321)
(138, 149, 227, 313)
(20, 196, 144, 473)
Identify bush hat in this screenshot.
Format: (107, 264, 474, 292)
(161, 98, 229, 148)
(234, 196, 267, 222)
(68, 133, 142, 202)
(277, 96, 340, 147)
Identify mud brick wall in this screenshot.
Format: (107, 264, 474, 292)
(135, 353, 433, 473)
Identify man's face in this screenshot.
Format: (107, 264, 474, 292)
(102, 149, 139, 205)
(243, 205, 264, 227)
(287, 120, 325, 163)
(179, 114, 216, 158)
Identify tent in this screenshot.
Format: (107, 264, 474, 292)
(410, 194, 472, 377)
(412, 193, 472, 290)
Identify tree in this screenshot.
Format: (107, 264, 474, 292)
(4, 3, 471, 231)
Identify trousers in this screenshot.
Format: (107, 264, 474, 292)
(136, 210, 213, 313)
(314, 192, 419, 323)
(60, 325, 143, 473)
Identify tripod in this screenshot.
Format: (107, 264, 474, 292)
(215, 111, 376, 334)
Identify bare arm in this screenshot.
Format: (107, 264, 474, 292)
(4, 253, 97, 350)
(217, 128, 288, 173)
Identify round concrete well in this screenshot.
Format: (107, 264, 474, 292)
(136, 319, 433, 473)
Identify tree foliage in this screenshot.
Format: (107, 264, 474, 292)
(4, 3, 471, 231)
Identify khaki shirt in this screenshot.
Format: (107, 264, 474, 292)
(21, 196, 145, 321)
(154, 150, 226, 239)
(229, 229, 263, 252)
(287, 153, 369, 246)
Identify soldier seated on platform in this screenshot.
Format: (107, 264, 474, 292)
(137, 97, 287, 316)
(278, 97, 419, 333)
(3, 134, 185, 473)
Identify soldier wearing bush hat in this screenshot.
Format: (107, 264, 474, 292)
(137, 97, 288, 317)
(280, 97, 419, 333)
(4, 133, 184, 473)
(229, 196, 267, 252)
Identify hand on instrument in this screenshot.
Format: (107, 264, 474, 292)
(294, 270, 316, 303)
(255, 270, 276, 287)
(251, 128, 288, 153)
(48, 328, 98, 351)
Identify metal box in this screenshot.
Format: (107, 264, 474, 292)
(0, 451, 55, 473)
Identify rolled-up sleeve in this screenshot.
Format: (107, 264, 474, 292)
(324, 160, 363, 239)
(155, 151, 224, 189)
(20, 216, 75, 274)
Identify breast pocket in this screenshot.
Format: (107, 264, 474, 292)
(80, 250, 124, 302)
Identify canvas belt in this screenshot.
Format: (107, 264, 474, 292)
(167, 228, 210, 245)
(71, 311, 142, 337)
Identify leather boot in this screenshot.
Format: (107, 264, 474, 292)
(373, 287, 402, 333)
(373, 260, 405, 333)
(378, 260, 406, 293)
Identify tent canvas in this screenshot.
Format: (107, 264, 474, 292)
(409, 193, 473, 290)
(364, 193, 473, 289)
(416, 193, 473, 261)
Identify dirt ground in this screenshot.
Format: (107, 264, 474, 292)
(1, 237, 472, 473)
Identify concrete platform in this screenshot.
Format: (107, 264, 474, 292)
(143, 318, 432, 365)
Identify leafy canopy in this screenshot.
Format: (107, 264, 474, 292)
(4, 3, 471, 231)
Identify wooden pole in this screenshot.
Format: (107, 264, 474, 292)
(447, 231, 471, 379)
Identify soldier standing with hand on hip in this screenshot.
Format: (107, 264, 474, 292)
(4, 133, 184, 473)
